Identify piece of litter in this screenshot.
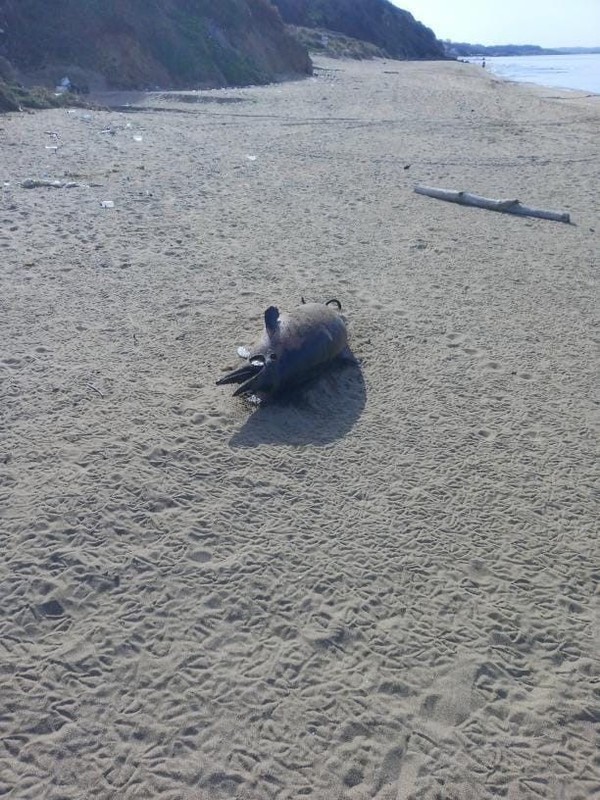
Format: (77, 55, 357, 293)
(55, 76, 71, 94)
(133, 135, 143, 142)
(22, 179, 64, 189)
(100, 200, 115, 208)
(246, 155, 257, 161)
(45, 145, 59, 152)
(21, 179, 82, 189)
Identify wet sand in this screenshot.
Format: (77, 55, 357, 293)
(1, 57, 599, 799)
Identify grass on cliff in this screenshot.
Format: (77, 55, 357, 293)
(0, 80, 90, 113)
(288, 26, 385, 60)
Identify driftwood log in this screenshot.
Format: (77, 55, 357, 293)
(414, 185, 571, 224)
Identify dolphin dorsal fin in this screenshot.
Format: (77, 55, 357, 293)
(264, 306, 280, 337)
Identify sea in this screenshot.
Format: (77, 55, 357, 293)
(472, 53, 600, 95)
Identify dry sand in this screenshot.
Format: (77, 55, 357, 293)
(1, 57, 599, 799)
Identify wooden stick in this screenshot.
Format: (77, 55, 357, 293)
(86, 382, 104, 398)
(414, 185, 571, 223)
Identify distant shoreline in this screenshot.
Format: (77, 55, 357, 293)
(478, 52, 600, 96)
(448, 43, 600, 58)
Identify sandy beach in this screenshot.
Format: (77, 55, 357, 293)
(1, 57, 599, 799)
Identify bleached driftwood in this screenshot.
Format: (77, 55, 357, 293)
(21, 179, 81, 189)
(414, 185, 571, 224)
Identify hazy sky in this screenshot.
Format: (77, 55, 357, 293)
(391, 0, 600, 47)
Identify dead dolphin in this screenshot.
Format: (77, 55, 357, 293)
(216, 299, 351, 400)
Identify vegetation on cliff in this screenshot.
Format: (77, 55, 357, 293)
(0, 81, 90, 113)
(0, 54, 88, 111)
(289, 26, 386, 59)
(271, 0, 445, 60)
(0, 0, 311, 95)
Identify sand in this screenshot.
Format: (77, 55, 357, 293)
(1, 57, 599, 799)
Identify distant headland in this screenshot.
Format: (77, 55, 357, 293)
(445, 42, 600, 58)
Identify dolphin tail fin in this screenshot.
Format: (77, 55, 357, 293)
(216, 360, 263, 387)
(232, 369, 269, 397)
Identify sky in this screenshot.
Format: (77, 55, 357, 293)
(391, 0, 600, 48)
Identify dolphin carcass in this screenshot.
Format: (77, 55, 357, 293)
(216, 299, 353, 400)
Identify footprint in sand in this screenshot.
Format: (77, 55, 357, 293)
(343, 766, 364, 787)
(446, 333, 464, 347)
(37, 599, 66, 618)
(188, 549, 212, 564)
(476, 428, 497, 441)
(482, 360, 501, 371)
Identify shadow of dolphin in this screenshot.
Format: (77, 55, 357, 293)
(229, 360, 366, 448)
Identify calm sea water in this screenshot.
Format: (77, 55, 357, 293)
(482, 53, 600, 94)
